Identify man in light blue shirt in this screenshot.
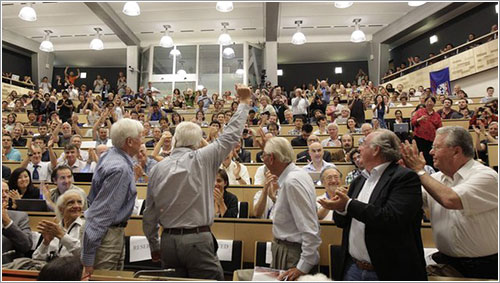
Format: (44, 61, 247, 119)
(2, 134, 21, 161)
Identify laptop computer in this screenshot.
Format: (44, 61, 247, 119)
(15, 199, 49, 212)
(393, 123, 409, 133)
(73, 172, 94, 182)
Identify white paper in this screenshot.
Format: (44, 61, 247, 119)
(132, 199, 144, 215)
(129, 236, 152, 262)
(252, 266, 283, 281)
(106, 139, 113, 147)
(31, 231, 41, 250)
(216, 239, 233, 261)
(80, 141, 97, 149)
(424, 248, 438, 266)
(265, 242, 272, 264)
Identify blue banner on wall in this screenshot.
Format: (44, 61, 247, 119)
(430, 67, 451, 95)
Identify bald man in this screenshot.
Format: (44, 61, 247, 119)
(296, 135, 332, 163)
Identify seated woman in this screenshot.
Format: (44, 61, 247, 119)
(7, 168, 40, 209)
(346, 117, 360, 134)
(32, 189, 85, 261)
(214, 169, 238, 218)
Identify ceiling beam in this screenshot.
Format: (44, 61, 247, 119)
(265, 2, 280, 42)
(84, 2, 140, 46)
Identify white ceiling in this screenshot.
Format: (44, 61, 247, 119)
(1, 1, 419, 64)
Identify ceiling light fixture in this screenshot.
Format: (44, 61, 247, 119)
(39, 30, 54, 52)
(177, 60, 187, 76)
(235, 59, 244, 76)
(277, 69, 283, 76)
(291, 20, 306, 45)
(169, 46, 181, 58)
(216, 1, 233, 12)
(496, 4, 498, 14)
(429, 35, 438, 44)
(222, 46, 235, 59)
(408, 2, 426, 7)
(334, 2, 353, 9)
(197, 85, 205, 91)
(18, 3, 37, 21)
(89, 28, 104, 50)
(123, 1, 140, 16)
(160, 25, 174, 48)
(218, 22, 232, 46)
(350, 18, 366, 43)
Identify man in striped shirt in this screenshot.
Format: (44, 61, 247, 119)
(81, 118, 143, 278)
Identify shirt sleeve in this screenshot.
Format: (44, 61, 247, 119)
(81, 167, 130, 266)
(286, 179, 321, 273)
(142, 168, 161, 252)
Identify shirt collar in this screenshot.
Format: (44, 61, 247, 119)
(361, 161, 391, 179)
(443, 158, 475, 183)
(278, 163, 295, 188)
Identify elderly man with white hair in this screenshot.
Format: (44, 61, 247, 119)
(261, 137, 321, 281)
(142, 85, 252, 280)
(321, 123, 342, 147)
(81, 118, 143, 277)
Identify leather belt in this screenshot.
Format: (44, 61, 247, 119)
(110, 221, 128, 228)
(352, 257, 375, 271)
(165, 226, 210, 235)
(274, 238, 302, 248)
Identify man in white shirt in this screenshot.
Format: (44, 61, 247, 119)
(401, 126, 498, 279)
(321, 123, 342, 147)
(316, 167, 342, 221)
(319, 129, 427, 280)
(480, 86, 495, 103)
(291, 88, 309, 118)
(302, 142, 336, 185)
(252, 169, 278, 219)
(21, 144, 57, 182)
(262, 137, 321, 281)
(57, 144, 96, 173)
(220, 151, 250, 185)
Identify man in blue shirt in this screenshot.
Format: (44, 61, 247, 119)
(2, 134, 21, 161)
(81, 118, 143, 277)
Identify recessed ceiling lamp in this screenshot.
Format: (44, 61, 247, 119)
(334, 2, 353, 9)
(177, 60, 187, 76)
(291, 20, 306, 45)
(408, 2, 426, 7)
(89, 28, 104, 50)
(197, 85, 205, 91)
(216, 1, 233, 12)
(123, 1, 140, 16)
(350, 18, 366, 43)
(235, 59, 244, 76)
(39, 30, 54, 52)
(218, 22, 232, 46)
(160, 25, 174, 48)
(18, 3, 37, 21)
(222, 46, 235, 59)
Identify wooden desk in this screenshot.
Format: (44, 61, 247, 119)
(487, 143, 498, 168)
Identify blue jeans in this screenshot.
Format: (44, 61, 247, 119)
(344, 262, 379, 281)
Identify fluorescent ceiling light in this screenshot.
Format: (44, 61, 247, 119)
(216, 2, 233, 12)
(123, 2, 140, 16)
(408, 2, 426, 7)
(80, 72, 87, 79)
(18, 3, 36, 21)
(334, 2, 353, 9)
(292, 20, 306, 45)
(429, 35, 438, 44)
(335, 67, 342, 74)
(277, 69, 283, 76)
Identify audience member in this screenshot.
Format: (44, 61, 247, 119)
(316, 167, 343, 221)
(2, 134, 22, 161)
(20, 143, 56, 182)
(321, 123, 342, 147)
(331, 134, 354, 162)
(37, 256, 83, 281)
(437, 98, 461, 119)
(7, 168, 40, 209)
(401, 126, 498, 279)
(291, 124, 313, 146)
(213, 169, 238, 218)
(297, 135, 332, 163)
(411, 96, 442, 168)
(319, 129, 427, 280)
(345, 149, 363, 186)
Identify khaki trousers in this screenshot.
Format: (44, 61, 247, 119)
(93, 227, 126, 270)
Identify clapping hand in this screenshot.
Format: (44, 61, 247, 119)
(400, 140, 426, 172)
(317, 188, 349, 212)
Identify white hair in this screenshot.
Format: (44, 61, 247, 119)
(55, 189, 85, 222)
(172, 121, 204, 149)
(327, 122, 338, 130)
(110, 118, 143, 149)
(263, 137, 295, 163)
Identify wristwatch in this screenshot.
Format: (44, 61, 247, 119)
(417, 170, 426, 177)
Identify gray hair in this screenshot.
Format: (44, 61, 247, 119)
(320, 166, 342, 182)
(264, 137, 295, 163)
(369, 129, 401, 162)
(173, 121, 204, 149)
(436, 126, 474, 158)
(110, 118, 144, 149)
(327, 122, 338, 130)
(55, 189, 85, 222)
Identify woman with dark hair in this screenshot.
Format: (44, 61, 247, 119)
(231, 101, 239, 112)
(170, 111, 183, 126)
(411, 96, 442, 167)
(346, 117, 360, 134)
(37, 256, 83, 281)
(372, 94, 389, 128)
(214, 169, 238, 218)
(7, 168, 40, 209)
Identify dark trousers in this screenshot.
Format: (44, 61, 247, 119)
(432, 252, 498, 279)
(414, 136, 434, 168)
